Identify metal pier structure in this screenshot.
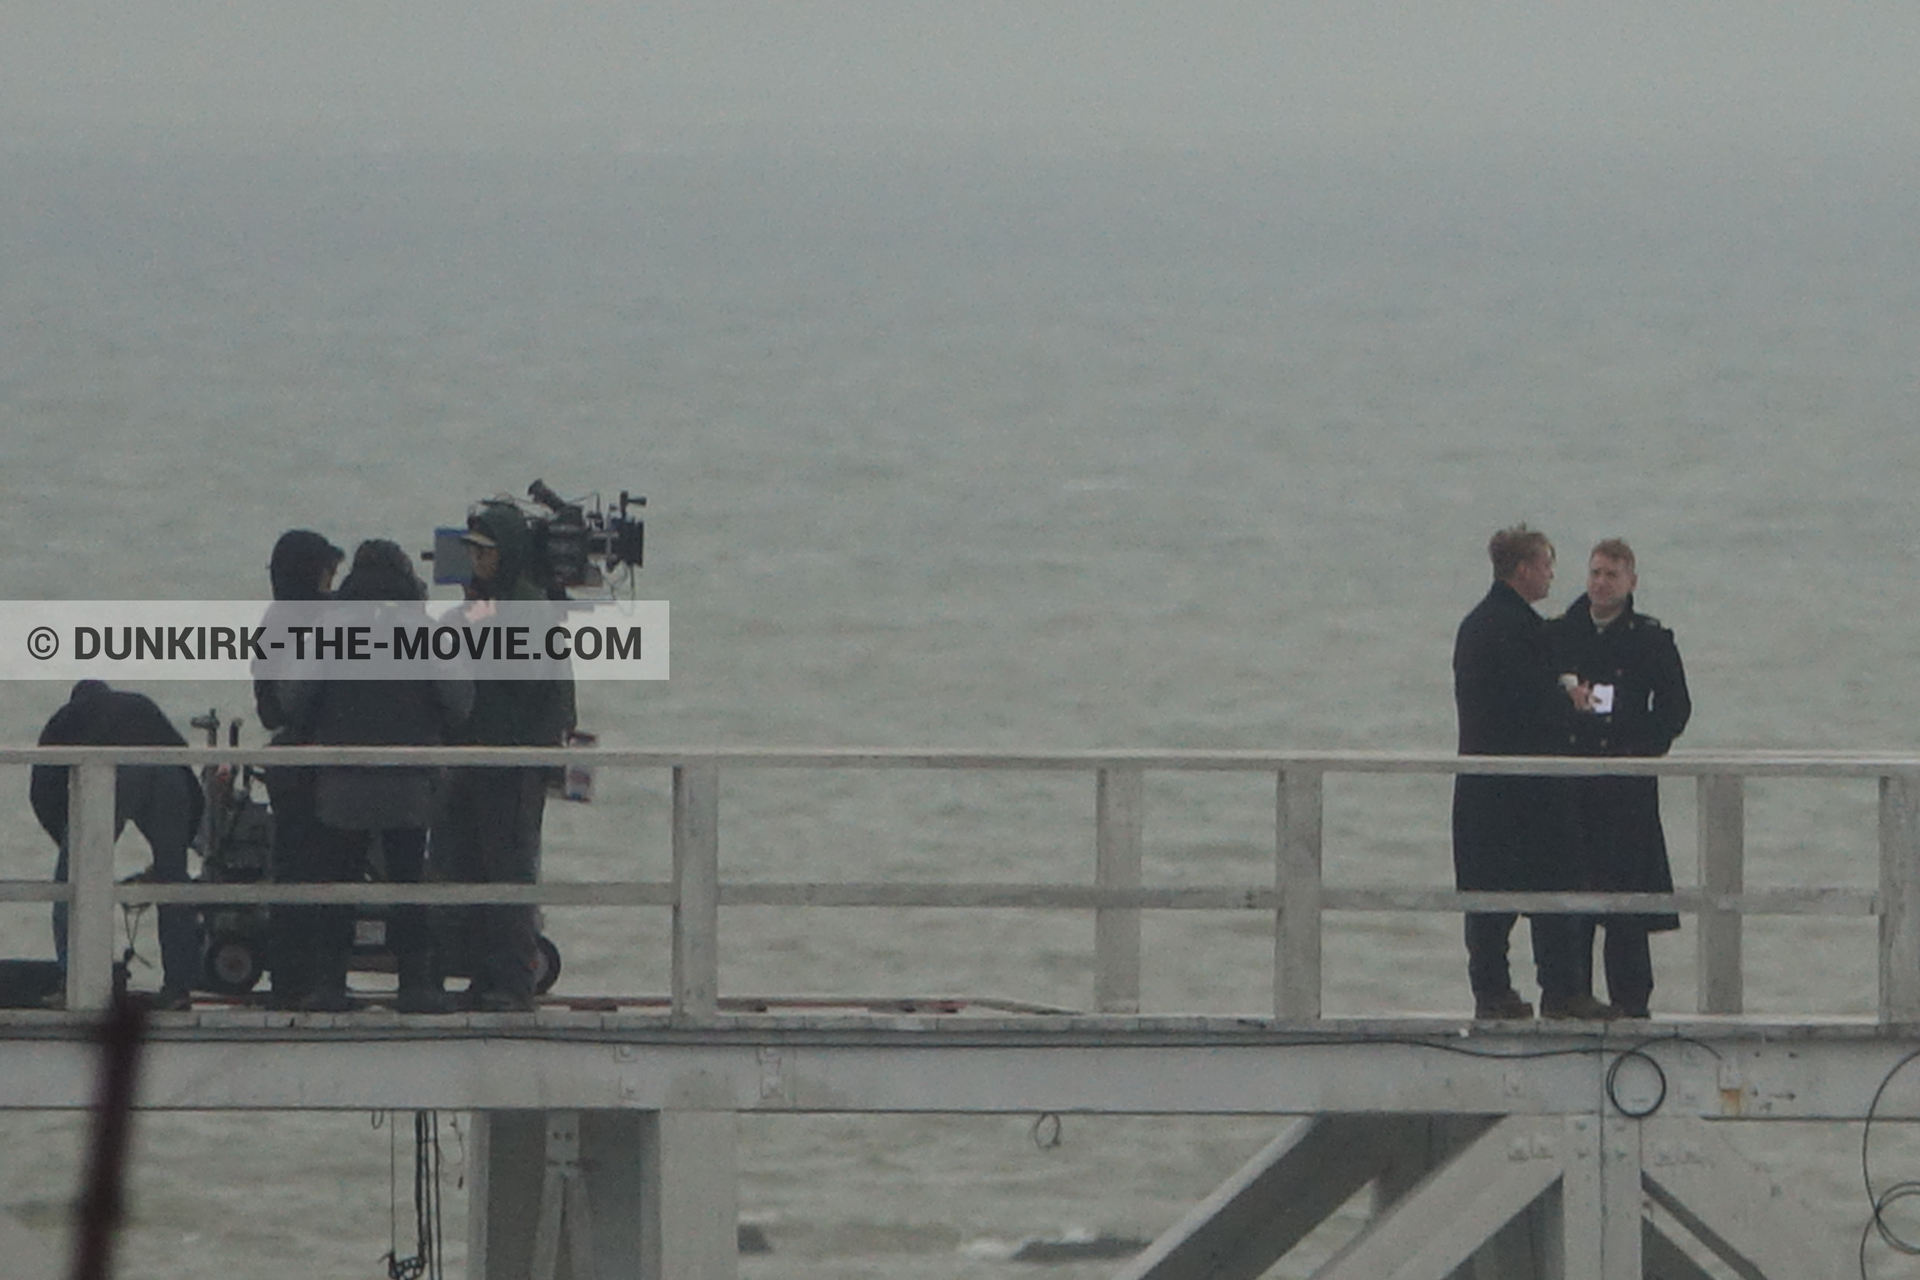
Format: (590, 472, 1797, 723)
(7, 745, 1920, 1279)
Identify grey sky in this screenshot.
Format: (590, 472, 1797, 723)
(4, 2, 1918, 152)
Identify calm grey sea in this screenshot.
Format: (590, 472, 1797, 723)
(1, 139, 1918, 1276)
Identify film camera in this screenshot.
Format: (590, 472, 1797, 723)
(426, 480, 645, 595)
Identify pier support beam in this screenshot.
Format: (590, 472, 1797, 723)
(467, 1108, 738, 1280)
(1114, 1115, 1432, 1280)
(1641, 1221, 1716, 1280)
(1375, 1116, 1549, 1280)
(1640, 1118, 1843, 1280)
(1314, 1115, 1569, 1280)
(1121, 1113, 1838, 1280)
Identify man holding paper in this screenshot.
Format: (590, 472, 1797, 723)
(1545, 539, 1693, 1019)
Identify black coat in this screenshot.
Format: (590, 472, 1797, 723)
(1544, 594, 1692, 929)
(1451, 582, 1581, 893)
(254, 529, 341, 743)
(30, 681, 204, 846)
(282, 598, 472, 832)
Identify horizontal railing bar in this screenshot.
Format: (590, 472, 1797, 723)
(112, 882, 676, 907)
(109, 882, 1259, 910)
(0, 881, 71, 903)
(8, 745, 1920, 777)
(726, 885, 1880, 915)
(1324, 887, 1879, 916)
(720, 884, 1276, 909)
(76, 881, 1879, 916)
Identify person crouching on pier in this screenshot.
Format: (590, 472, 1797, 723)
(1545, 538, 1692, 1019)
(437, 502, 575, 1013)
(31, 681, 205, 1010)
(280, 540, 472, 1013)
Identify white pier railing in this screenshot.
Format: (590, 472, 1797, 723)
(8, 745, 1920, 1021)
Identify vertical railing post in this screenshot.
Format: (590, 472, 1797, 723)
(66, 760, 119, 1012)
(1094, 767, 1144, 1014)
(672, 761, 720, 1023)
(1275, 768, 1323, 1020)
(1879, 770, 1920, 1023)
(1696, 774, 1744, 1015)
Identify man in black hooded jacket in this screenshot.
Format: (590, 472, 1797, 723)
(31, 681, 205, 1008)
(253, 528, 342, 1007)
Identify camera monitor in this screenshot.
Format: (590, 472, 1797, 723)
(430, 527, 474, 586)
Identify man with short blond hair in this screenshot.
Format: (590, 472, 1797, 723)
(1546, 538, 1691, 1019)
(1452, 525, 1598, 1020)
(1589, 537, 1634, 572)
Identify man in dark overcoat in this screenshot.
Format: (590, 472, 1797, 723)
(1545, 538, 1691, 1018)
(1453, 525, 1599, 1019)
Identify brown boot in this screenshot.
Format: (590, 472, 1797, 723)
(1541, 993, 1617, 1021)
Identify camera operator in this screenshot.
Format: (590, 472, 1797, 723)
(439, 501, 576, 1012)
(280, 540, 471, 1013)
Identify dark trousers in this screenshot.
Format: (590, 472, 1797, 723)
(263, 766, 322, 998)
(53, 764, 200, 992)
(1575, 916, 1654, 1012)
(1465, 911, 1583, 1000)
(295, 826, 431, 992)
(441, 767, 547, 999)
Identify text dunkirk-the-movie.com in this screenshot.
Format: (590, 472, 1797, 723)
(6, 601, 669, 681)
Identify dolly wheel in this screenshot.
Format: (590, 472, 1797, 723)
(533, 935, 562, 994)
(203, 935, 264, 995)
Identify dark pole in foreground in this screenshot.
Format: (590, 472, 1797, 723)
(70, 996, 148, 1280)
